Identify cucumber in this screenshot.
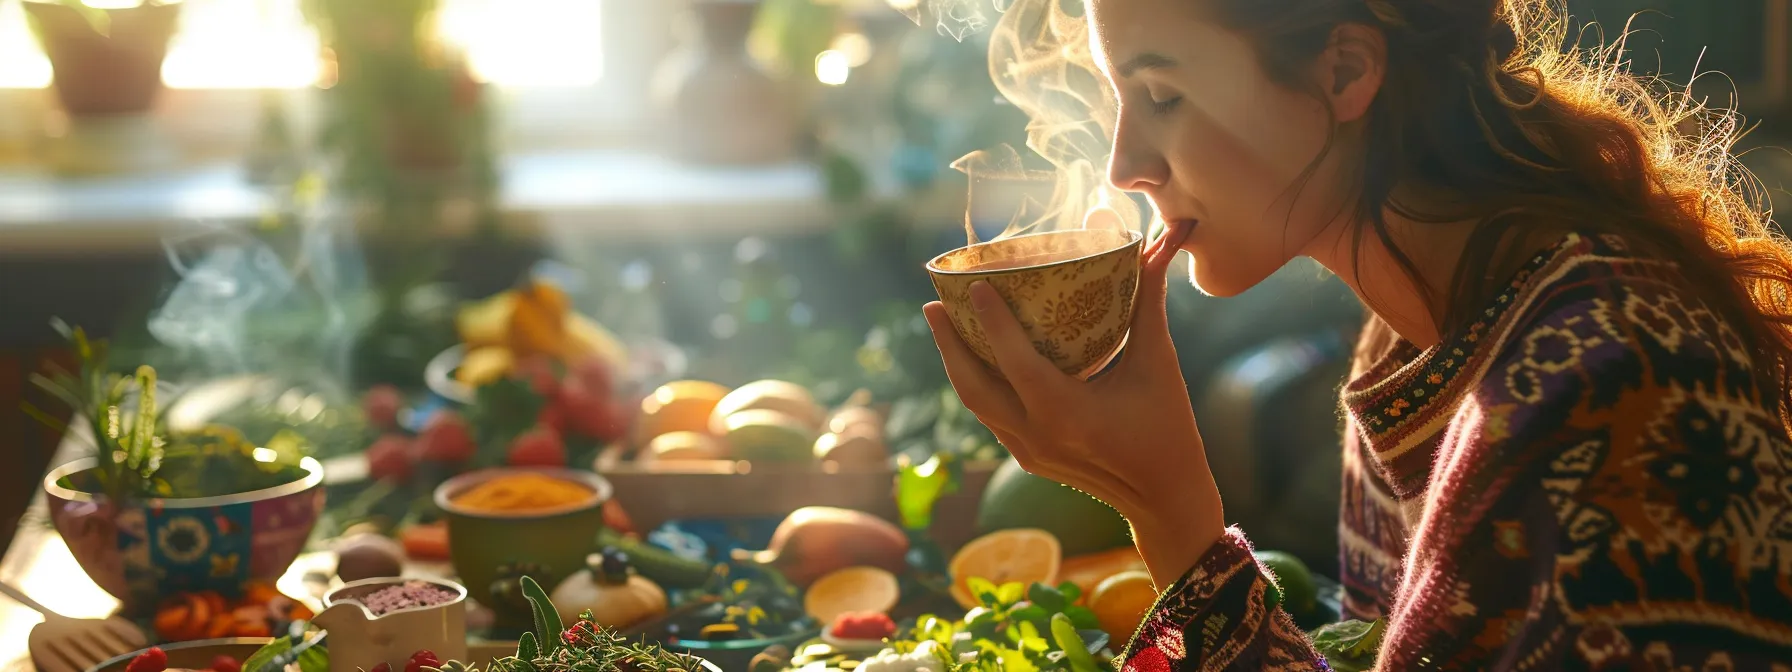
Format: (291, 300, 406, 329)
(596, 529, 717, 588)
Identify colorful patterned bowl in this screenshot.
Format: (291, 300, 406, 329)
(43, 456, 326, 614)
(927, 228, 1144, 379)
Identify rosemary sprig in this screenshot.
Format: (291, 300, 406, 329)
(470, 576, 704, 672)
(24, 321, 170, 504)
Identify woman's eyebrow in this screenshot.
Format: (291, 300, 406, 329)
(1116, 52, 1178, 78)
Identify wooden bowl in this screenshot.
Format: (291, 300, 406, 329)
(926, 229, 1144, 379)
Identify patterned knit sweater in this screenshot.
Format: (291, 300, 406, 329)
(1121, 233, 1792, 670)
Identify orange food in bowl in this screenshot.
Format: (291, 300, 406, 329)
(450, 473, 595, 513)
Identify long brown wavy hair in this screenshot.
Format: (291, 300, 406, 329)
(1211, 0, 1792, 421)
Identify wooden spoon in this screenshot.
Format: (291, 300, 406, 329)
(1, 581, 147, 672)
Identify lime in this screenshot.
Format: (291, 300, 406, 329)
(1254, 550, 1318, 617)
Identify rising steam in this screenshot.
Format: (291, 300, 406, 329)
(907, 0, 1143, 245)
(149, 184, 368, 396)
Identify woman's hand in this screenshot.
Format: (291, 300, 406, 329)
(922, 222, 1227, 588)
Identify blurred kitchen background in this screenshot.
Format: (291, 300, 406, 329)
(0, 0, 1787, 571)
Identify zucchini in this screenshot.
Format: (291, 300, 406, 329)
(595, 529, 716, 588)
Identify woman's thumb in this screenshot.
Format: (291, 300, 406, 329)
(1129, 223, 1191, 349)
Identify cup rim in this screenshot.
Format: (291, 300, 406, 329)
(323, 576, 470, 620)
(44, 456, 325, 509)
(925, 228, 1143, 276)
(434, 466, 613, 519)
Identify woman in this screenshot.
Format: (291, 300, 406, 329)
(924, 0, 1792, 669)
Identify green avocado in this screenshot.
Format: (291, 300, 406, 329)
(976, 457, 1134, 556)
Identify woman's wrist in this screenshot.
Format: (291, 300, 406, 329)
(1123, 473, 1227, 590)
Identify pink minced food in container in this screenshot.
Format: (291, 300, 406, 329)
(355, 581, 461, 616)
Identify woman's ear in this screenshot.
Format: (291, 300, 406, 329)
(1312, 23, 1386, 123)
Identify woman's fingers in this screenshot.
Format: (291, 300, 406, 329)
(967, 281, 1068, 401)
(1128, 221, 1194, 360)
(923, 302, 1027, 428)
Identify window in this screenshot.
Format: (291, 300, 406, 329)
(0, 0, 668, 149)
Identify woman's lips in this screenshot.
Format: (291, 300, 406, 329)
(1165, 219, 1197, 248)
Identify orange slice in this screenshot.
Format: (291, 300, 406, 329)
(1088, 570, 1157, 642)
(804, 566, 901, 624)
(948, 528, 1062, 609)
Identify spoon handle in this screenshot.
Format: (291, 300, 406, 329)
(0, 581, 58, 618)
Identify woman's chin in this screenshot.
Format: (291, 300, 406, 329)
(1186, 256, 1262, 298)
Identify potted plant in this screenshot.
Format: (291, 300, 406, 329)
(22, 0, 182, 116)
(29, 323, 326, 615)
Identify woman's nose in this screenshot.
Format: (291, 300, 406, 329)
(1107, 121, 1169, 193)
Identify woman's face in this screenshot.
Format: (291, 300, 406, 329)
(1089, 0, 1375, 296)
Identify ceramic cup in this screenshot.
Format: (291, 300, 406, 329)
(315, 577, 469, 672)
(927, 228, 1145, 379)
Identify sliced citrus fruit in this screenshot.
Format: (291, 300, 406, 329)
(1059, 545, 1148, 603)
(804, 566, 901, 624)
(1088, 570, 1157, 642)
(948, 528, 1062, 609)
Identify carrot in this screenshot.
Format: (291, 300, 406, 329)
(400, 522, 451, 560)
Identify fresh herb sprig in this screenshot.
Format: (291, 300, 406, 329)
(476, 576, 706, 672)
(25, 321, 170, 504)
(895, 579, 1112, 672)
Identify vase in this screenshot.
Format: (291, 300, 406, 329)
(23, 1, 181, 117)
(650, 0, 798, 165)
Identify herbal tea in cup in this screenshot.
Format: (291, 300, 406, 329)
(926, 228, 1144, 379)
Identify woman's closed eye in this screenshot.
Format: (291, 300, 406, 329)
(1139, 86, 1182, 115)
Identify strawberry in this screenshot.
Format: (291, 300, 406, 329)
(416, 412, 477, 464)
(829, 611, 896, 640)
(366, 434, 415, 482)
(210, 656, 241, 672)
(362, 385, 404, 431)
(560, 379, 629, 442)
(404, 650, 441, 672)
(506, 426, 567, 467)
(125, 647, 168, 672)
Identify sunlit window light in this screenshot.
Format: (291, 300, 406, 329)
(438, 0, 603, 87)
(815, 50, 850, 86)
(0, 2, 52, 88)
(161, 0, 320, 89)
(0, 0, 603, 90)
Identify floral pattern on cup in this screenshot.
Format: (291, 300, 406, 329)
(926, 229, 1144, 379)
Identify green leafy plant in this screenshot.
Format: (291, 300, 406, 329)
(25, 323, 164, 504)
(240, 627, 330, 672)
(893, 579, 1111, 672)
(1308, 619, 1385, 672)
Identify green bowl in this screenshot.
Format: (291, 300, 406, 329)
(434, 467, 612, 626)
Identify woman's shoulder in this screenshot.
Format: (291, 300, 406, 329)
(1479, 232, 1769, 412)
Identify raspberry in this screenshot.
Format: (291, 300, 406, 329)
(829, 612, 896, 640)
(404, 650, 441, 672)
